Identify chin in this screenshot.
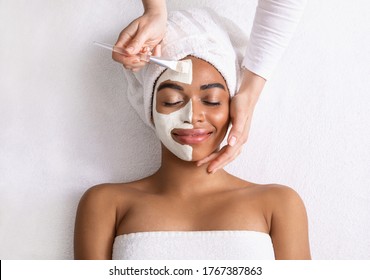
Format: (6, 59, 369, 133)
(191, 150, 217, 162)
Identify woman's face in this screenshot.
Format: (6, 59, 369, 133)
(152, 56, 230, 161)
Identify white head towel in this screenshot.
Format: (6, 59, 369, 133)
(123, 8, 247, 129)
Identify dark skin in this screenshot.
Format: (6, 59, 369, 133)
(74, 57, 311, 260)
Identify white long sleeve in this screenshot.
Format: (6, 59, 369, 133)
(243, 0, 307, 79)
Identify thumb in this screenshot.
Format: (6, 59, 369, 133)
(116, 32, 132, 49)
(227, 112, 246, 147)
(125, 32, 147, 55)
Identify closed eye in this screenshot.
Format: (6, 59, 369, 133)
(163, 101, 183, 106)
(203, 101, 221, 106)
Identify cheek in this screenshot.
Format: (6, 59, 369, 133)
(153, 100, 194, 137)
(208, 106, 230, 129)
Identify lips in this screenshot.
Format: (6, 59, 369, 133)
(172, 129, 212, 145)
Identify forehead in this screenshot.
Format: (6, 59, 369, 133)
(155, 56, 228, 90)
(185, 56, 226, 85)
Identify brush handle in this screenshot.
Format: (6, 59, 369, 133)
(93, 41, 177, 70)
(93, 41, 127, 55)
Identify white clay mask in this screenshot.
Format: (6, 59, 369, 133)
(152, 59, 194, 161)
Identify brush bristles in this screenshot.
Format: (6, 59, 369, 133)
(176, 60, 191, 74)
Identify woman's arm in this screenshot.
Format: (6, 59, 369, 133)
(243, 0, 307, 79)
(269, 185, 311, 259)
(74, 185, 117, 259)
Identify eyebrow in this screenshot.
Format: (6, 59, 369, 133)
(157, 82, 226, 92)
(157, 82, 184, 92)
(200, 83, 226, 91)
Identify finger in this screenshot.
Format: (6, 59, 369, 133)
(116, 31, 133, 48)
(116, 54, 143, 69)
(125, 31, 149, 55)
(112, 51, 130, 64)
(131, 61, 147, 72)
(133, 59, 147, 68)
(227, 113, 247, 147)
(208, 150, 239, 174)
(130, 56, 149, 72)
(196, 150, 221, 166)
(207, 144, 243, 173)
(228, 124, 249, 148)
(152, 44, 162, 57)
(112, 45, 133, 64)
(207, 110, 251, 172)
(125, 53, 149, 66)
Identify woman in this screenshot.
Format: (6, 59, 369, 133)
(74, 9, 310, 260)
(112, 0, 307, 174)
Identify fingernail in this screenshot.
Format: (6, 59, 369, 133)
(127, 46, 134, 53)
(210, 167, 217, 174)
(229, 136, 237, 147)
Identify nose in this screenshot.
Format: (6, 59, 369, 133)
(180, 100, 193, 123)
(190, 99, 205, 124)
(181, 99, 206, 124)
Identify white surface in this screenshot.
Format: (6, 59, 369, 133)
(1, 0, 369, 259)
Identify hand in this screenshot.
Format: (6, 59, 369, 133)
(112, 10, 167, 72)
(197, 69, 265, 173)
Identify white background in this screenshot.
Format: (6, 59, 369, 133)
(1, 0, 369, 259)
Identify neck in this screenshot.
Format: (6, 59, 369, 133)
(153, 148, 228, 197)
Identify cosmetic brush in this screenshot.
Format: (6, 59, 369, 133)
(93, 41, 190, 73)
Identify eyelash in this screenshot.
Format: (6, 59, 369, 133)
(163, 101, 221, 106)
(203, 101, 221, 106)
(163, 101, 182, 106)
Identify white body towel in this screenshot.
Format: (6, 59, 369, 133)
(244, 0, 307, 79)
(112, 230, 275, 260)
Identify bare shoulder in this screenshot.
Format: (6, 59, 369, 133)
(240, 182, 308, 229)
(252, 183, 305, 210)
(258, 184, 311, 259)
(235, 180, 304, 204)
(228, 177, 307, 218)
(78, 183, 120, 213)
(266, 183, 303, 197)
(75, 183, 125, 230)
(78, 179, 151, 211)
(74, 179, 152, 259)
(79, 183, 118, 203)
